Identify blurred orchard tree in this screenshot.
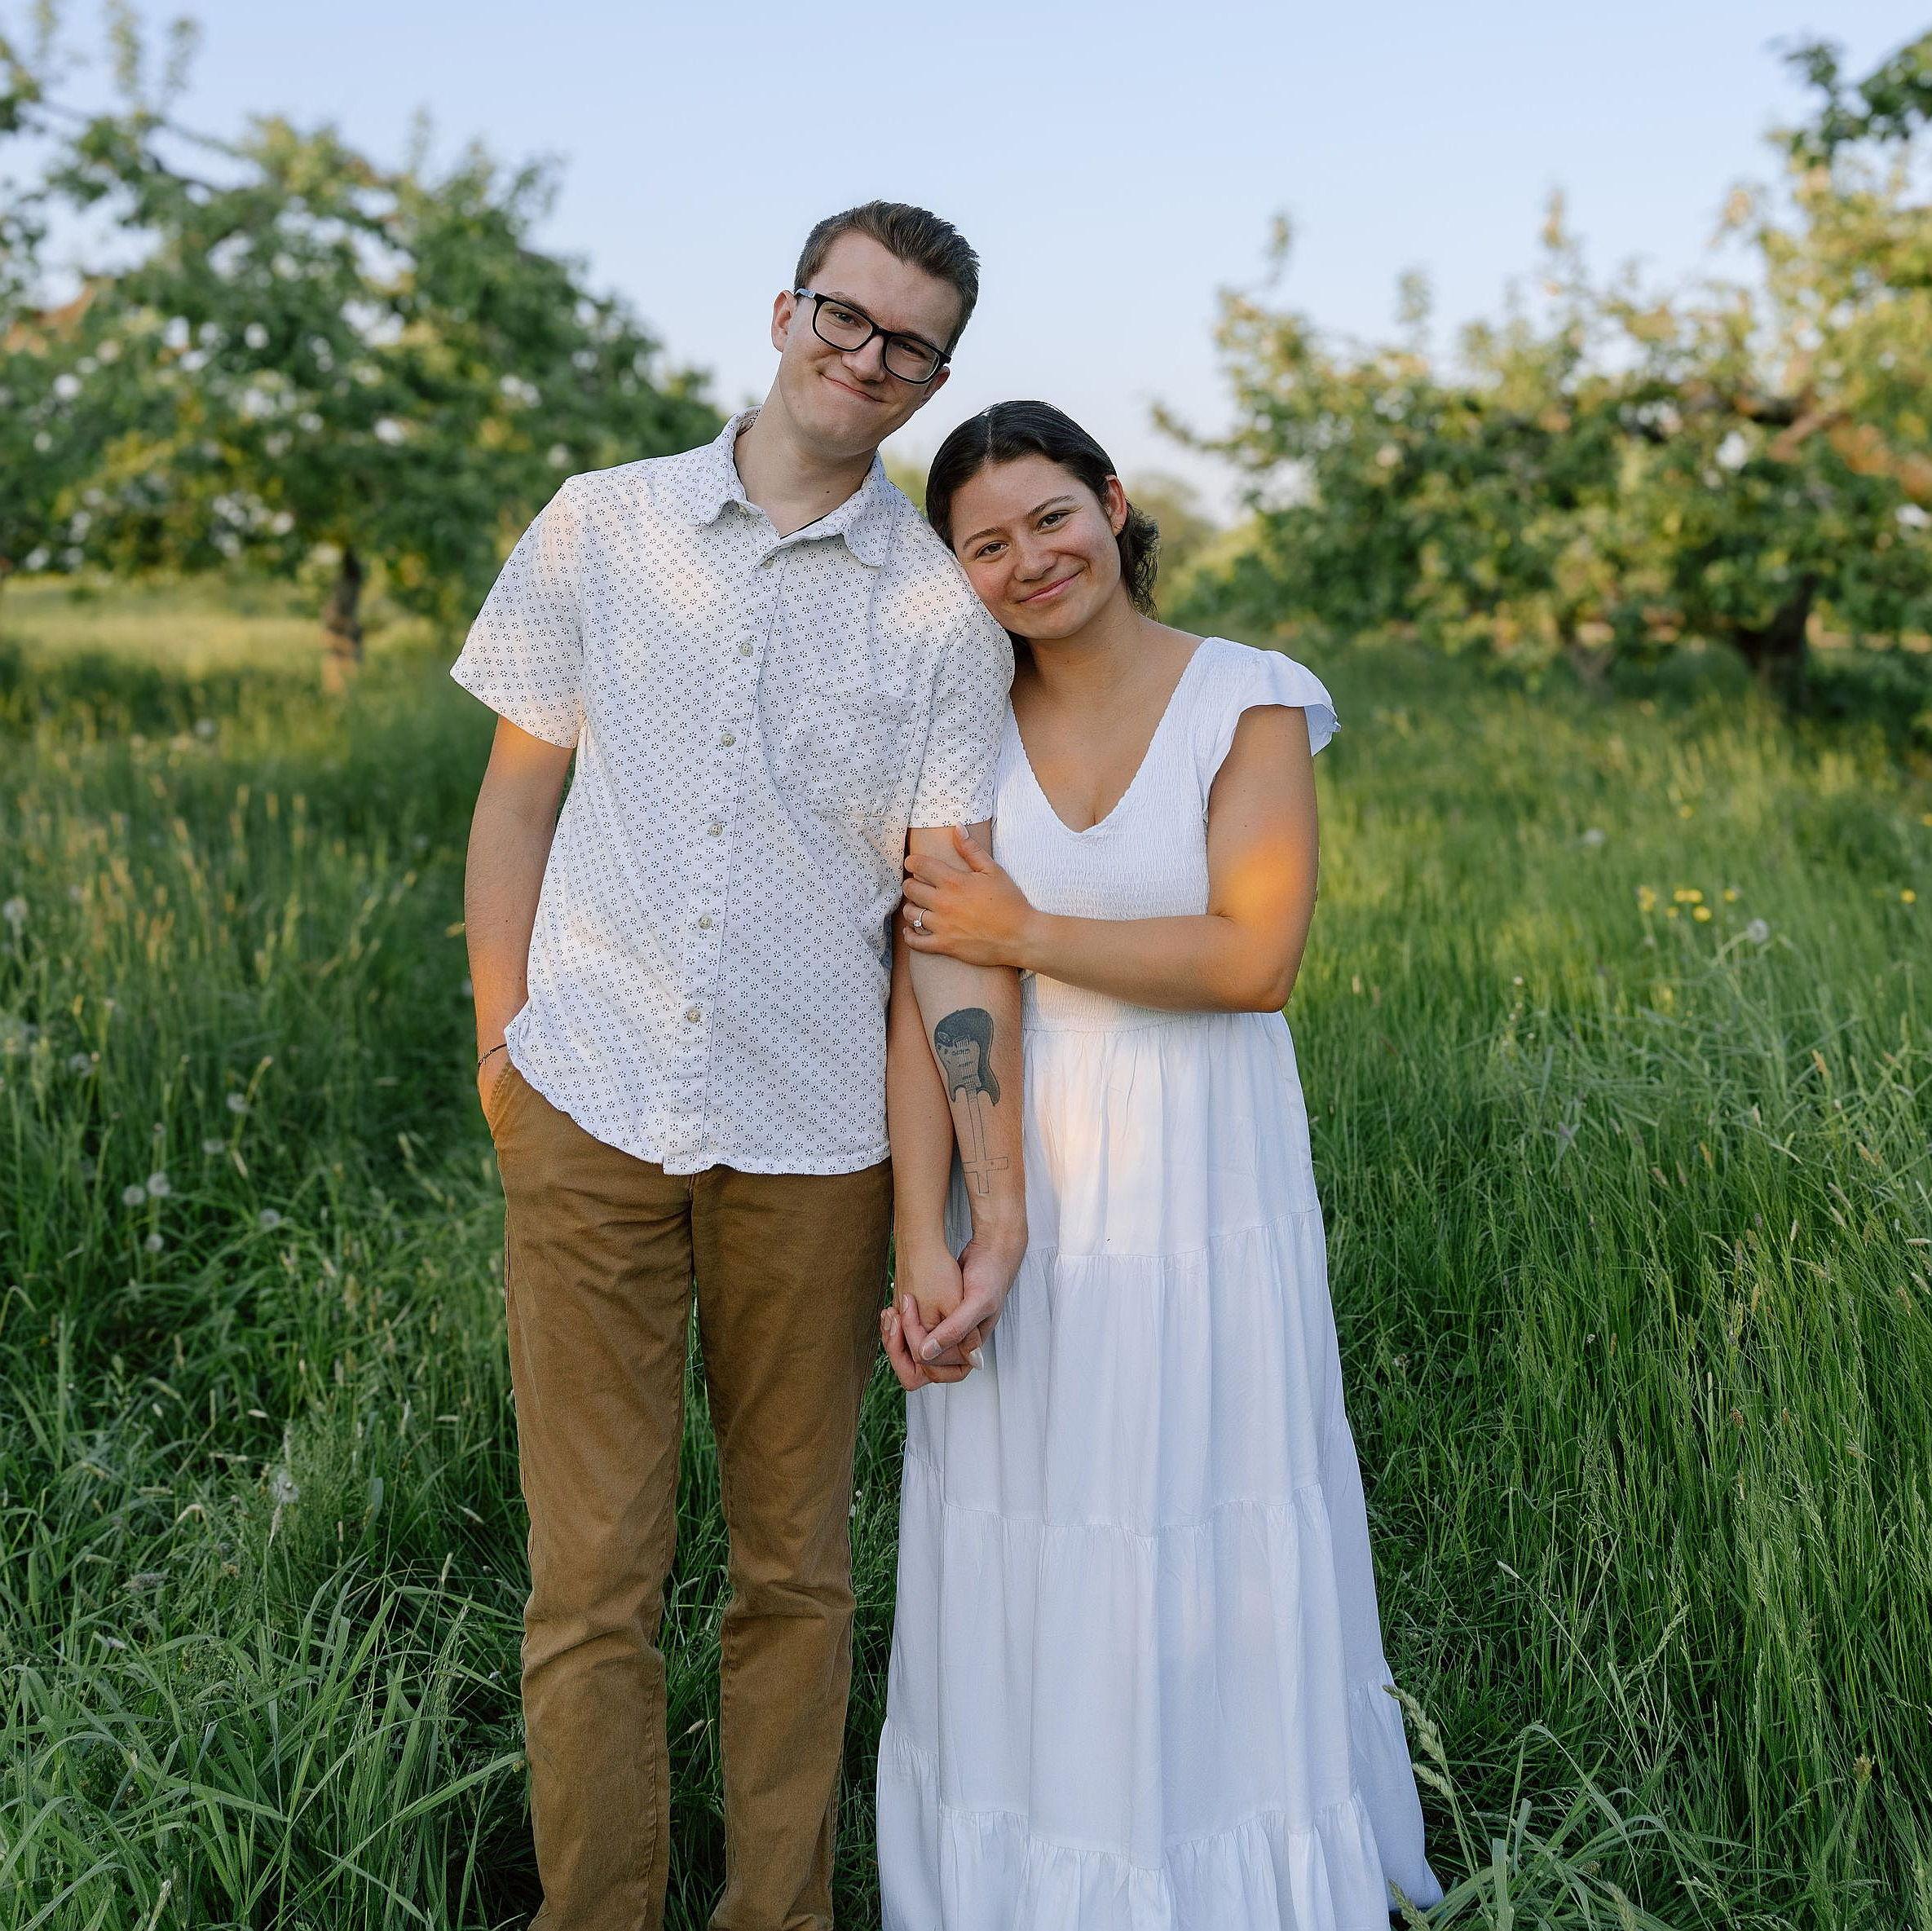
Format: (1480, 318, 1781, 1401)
(3, 4, 716, 683)
(1171, 29, 1932, 708)
(0, 15, 162, 602)
(1126, 472, 1220, 595)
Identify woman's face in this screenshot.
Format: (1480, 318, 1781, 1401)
(948, 453, 1127, 640)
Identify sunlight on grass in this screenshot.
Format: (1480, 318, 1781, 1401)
(0, 598, 1927, 1928)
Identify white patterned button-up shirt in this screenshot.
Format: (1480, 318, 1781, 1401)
(451, 409, 1013, 1175)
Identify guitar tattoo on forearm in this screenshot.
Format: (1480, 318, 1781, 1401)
(932, 1007, 1008, 1199)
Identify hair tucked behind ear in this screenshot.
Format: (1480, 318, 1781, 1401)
(926, 401, 1160, 615)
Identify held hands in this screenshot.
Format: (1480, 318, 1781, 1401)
(881, 1239, 986, 1391)
(900, 826, 1039, 969)
(880, 1230, 1025, 1391)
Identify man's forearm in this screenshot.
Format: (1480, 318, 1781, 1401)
(887, 925, 957, 1256)
(905, 945, 1026, 1244)
(464, 796, 557, 1055)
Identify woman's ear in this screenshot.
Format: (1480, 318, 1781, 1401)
(1103, 474, 1130, 536)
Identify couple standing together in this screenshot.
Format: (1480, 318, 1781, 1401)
(454, 200, 1442, 1931)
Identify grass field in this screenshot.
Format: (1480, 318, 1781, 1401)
(2, 575, 1929, 1930)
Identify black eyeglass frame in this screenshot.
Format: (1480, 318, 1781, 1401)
(792, 289, 951, 385)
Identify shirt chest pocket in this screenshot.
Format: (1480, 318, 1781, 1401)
(770, 677, 917, 820)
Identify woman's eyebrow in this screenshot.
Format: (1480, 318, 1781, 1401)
(960, 496, 1078, 548)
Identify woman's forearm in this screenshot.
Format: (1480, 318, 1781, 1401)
(1018, 909, 1300, 1014)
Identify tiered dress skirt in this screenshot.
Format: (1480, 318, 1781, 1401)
(877, 1007, 1443, 1929)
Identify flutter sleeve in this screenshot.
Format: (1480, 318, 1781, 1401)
(1198, 641, 1340, 794)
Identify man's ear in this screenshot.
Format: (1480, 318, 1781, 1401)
(770, 289, 798, 355)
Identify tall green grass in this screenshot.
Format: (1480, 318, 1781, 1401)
(1, 583, 1926, 1928)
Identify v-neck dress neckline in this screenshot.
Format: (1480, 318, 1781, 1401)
(1009, 637, 1212, 839)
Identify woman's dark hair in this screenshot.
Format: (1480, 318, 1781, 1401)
(925, 401, 1160, 615)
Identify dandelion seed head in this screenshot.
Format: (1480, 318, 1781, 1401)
(258, 1209, 284, 1231)
(144, 1232, 164, 1254)
(1580, 827, 1606, 848)
(202, 1136, 225, 1155)
(194, 717, 216, 739)
(1745, 918, 1771, 945)
(227, 1093, 248, 1113)
(2, 897, 26, 930)
(145, 1171, 171, 1197)
(68, 1052, 93, 1074)
(121, 1184, 147, 1208)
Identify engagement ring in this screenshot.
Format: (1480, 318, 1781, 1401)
(911, 910, 925, 932)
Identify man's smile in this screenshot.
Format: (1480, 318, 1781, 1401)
(823, 369, 888, 403)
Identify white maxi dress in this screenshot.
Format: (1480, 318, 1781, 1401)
(877, 637, 1443, 1929)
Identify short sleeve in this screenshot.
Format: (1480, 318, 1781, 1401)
(1200, 642, 1339, 789)
(910, 602, 1015, 827)
(450, 478, 585, 747)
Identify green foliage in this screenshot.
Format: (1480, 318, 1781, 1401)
(3, 590, 1930, 1924)
(1171, 33, 1932, 704)
(3, 10, 717, 664)
(1126, 470, 1220, 597)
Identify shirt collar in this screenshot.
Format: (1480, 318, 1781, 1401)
(672, 407, 898, 568)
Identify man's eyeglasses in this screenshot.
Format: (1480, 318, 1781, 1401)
(792, 289, 950, 385)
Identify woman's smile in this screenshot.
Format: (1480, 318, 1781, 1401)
(1017, 569, 1081, 605)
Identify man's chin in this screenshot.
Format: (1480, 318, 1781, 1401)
(796, 374, 905, 451)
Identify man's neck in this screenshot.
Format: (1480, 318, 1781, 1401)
(733, 393, 876, 539)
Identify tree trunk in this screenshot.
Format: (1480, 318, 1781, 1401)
(1729, 574, 1815, 710)
(320, 547, 365, 694)
(1562, 633, 1615, 688)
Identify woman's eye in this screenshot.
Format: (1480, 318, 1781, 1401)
(1039, 510, 1070, 527)
(973, 541, 1004, 561)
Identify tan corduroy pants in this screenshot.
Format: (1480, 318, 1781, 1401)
(486, 1059, 893, 1931)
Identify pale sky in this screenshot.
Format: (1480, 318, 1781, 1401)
(38, 1, 1932, 515)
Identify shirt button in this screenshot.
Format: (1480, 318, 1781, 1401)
(719, 731, 735, 747)
(708, 822, 723, 837)
(685, 1007, 701, 1024)
(738, 641, 753, 657)
(697, 915, 714, 929)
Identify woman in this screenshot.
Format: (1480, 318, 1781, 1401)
(876, 403, 1443, 1928)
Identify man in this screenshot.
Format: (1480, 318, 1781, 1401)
(452, 201, 1026, 1931)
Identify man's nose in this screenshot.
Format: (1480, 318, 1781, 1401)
(843, 335, 889, 383)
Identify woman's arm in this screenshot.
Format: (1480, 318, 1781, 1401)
(900, 706, 1319, 1015)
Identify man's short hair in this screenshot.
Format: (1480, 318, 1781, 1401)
(794, 201, 980, 350)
